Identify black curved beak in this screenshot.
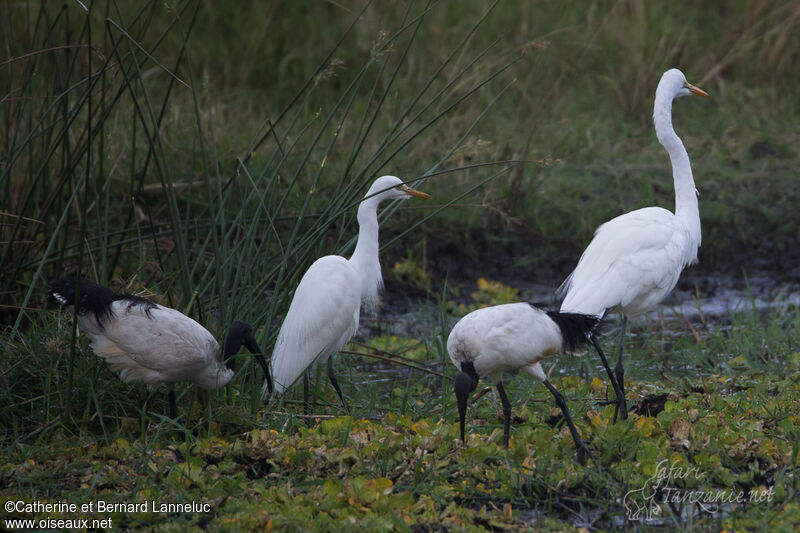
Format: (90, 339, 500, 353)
(454, 372, 477, 442)
(243, 333, 273, 395)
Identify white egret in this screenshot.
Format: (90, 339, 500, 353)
(270, 175, 431, 409)
(448, 302, 599, 463)
(50, 278, 271, 418)
(558, 68, 709, 421)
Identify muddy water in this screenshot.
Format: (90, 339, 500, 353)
(355, 272, 800, 383)
(371, 272, 800, 338)
(649, 272, 800, 322)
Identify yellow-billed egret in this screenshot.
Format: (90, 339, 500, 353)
(558, 69, 708, 421)
(269, 176, 431, 410)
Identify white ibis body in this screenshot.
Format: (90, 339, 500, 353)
(50, 278, 271, 418)
(448, 302, 599, 463)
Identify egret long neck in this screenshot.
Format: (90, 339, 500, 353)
(349, 196, 383, 310)
(654, 93, 701, 252)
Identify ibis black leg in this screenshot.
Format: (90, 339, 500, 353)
(142, 391, 153, 424)
(496, 382, 512, 447)
(612, 317, 628, 422)
(542, 380, 594, 465)
(591, 336, 627, 423)
(328, 356, 349, 412)
(168, 388, 178, 419)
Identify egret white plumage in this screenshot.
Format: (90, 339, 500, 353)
(50, 278, 271, 418)
(558, 68, 709, 421)
(448, 302, 599, 463)
(270, 175, 431, 409)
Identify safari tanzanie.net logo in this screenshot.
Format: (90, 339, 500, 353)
(623, 458, 774, 522)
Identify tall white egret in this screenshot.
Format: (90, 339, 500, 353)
(50, 278, 271, 418)
(448, 302, 599, 463)
(270, 175, 431, 409)
(558, 68, 709, 421)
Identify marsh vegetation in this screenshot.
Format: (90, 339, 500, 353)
(2, 1, 799, 530)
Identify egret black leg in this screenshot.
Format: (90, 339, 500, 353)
(328, 357, 349, 412)
(168, 388, 178, 419)
(612, 317, 629, 422)
(542, 380, 595, 465)
(303, 370, 310, 413)
(591, 336, 627, 422)
(496, 382, 512, 447)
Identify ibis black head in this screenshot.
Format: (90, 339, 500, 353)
(454, 361, 479, 443)
(224, 320, 273, 395)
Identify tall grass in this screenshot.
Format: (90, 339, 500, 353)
(184, 1, 797, 277)
(2, 5, 799, 529)
(0, 0, 523, 437)
(2, 0, 799, 441)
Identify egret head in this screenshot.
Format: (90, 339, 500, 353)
(224, 320, 273, 394)
(366, 175, 432, 202)
(454, 361, 479, 442)
(659, 68, 709, 100)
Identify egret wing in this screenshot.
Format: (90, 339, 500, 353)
(271, 256, 362, 393)
(559, 207, 690, 315)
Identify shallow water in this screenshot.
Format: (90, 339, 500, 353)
(650, 272, 800, 322)
(354, 272, 800, 386)
(374, 272, 800, 339)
